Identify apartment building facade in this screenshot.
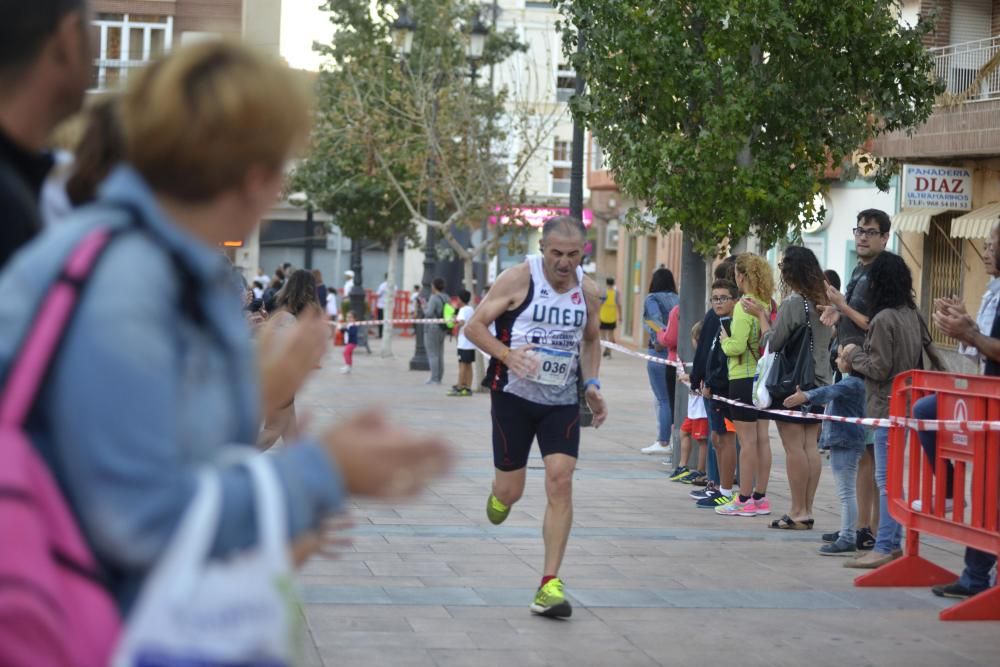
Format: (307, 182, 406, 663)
(90, 1, 243, 90)
(483, 1, 593, 281)
(874, 0, 1000, 349)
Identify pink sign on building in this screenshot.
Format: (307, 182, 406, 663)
(489, 206, 594, 228)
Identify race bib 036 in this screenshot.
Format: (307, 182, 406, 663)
(525, 346, 576, 386)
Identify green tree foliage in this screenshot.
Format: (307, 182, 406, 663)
(555, 1, 942, 252)
(295, 0, 556, 289)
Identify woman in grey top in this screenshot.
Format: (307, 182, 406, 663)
(750, 246, 834, 528)
(842, 252, 943, 567)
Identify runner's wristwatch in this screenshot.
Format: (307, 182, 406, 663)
(583, 378, 601, 391)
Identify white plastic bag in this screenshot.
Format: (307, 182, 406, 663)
(752, 342, 775, 409)
(112, 456, 301, 667)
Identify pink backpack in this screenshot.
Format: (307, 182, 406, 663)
(0, 227, 122, 666)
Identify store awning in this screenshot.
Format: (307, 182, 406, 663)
(891, 208, 941, 234)
(951, 202, 1000, 239)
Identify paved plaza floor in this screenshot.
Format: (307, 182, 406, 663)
(294, 333, 999, 667)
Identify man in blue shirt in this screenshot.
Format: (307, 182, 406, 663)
(930, 223, 1000, 600)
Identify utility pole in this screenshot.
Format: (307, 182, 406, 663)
(569, 31, 585, 221)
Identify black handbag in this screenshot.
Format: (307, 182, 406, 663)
(764, 298, 816, 403)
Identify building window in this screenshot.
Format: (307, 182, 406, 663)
(556, 62, 576, 103)
(92, 13, 173, 90)
(923, 214, 964, 348)
(551, 139, 571, 195)
(591, 138, 605, 171)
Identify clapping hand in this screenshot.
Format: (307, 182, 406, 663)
(824, 281, 847, 309)
(933, 308, 977, 343)
(740, 297, 764, 318)
(321, 409, 452, 499)
(783, 386, 809, 409)
(818, 304, 840, 327)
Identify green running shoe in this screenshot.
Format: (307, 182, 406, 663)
(530, 577, 572, 618)
(486, 493, 510, 525)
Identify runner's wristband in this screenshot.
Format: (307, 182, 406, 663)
(583, 378, 601, 391)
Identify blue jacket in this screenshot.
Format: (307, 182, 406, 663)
(643, 291, 678, 352)
(804, 375, 865, 450)
(0, 166, 345, 611)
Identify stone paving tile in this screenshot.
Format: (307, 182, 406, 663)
(301, 585, 391, 605)
(298, 559, 374, 577)
(468, 587, 532, 606)
(311, 647, 436, 667)
(567, 588, 672, 608)
(366, 560, 456, 577)
(427, 649, 548, 667)
(383, 586, 486, 606)
(311, 630, 475, 650)
(533, 650, 661, 667)
(304, 604, 451, 620)
(464, 629, 635, 651)
(296, 575, 426, 589)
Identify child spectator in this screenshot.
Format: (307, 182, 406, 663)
(671, 322, 709, 484)
(694, 278, 741, 509)
(448, 290, 476, 396)
(783, 347, 866, 554)
(340, 312, 358, 374)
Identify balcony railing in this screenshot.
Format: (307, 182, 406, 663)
(931, 36, 1000, 104)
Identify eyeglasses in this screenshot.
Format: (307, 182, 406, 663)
(710, 296, 733, 304)
(852, 227, 885, 239)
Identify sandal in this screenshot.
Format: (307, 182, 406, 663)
(802, 519, 815, 529)
(769, 515, 810, 530)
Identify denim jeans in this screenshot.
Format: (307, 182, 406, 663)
(647, 355, 672, 442)
(706, 434, 720, 484)
(914, 394, 955, 497)
(830, 447, 863, 545)
(960, 547, 998, 592)
(873, 426, 903, 554)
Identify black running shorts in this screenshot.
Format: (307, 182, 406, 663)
(727, 377, 761, 422)
(490, 390, 580, 471)
(457, 348, 475, 363)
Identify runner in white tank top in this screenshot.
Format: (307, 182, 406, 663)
(484, 254, 586, 405)
(463, 216, 607, 620)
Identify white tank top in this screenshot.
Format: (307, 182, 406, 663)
(484, 255, 587, 405)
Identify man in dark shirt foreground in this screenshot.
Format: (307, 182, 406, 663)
(0, 0, 93, 268)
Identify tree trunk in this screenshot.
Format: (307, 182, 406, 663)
(380, 234, 400, 358)
(673, 235, 706, 460)
(463, 257, 475, 294)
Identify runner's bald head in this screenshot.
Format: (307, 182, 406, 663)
(542, 215, 586, 242)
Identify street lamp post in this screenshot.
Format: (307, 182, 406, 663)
(394, 4, 487, 372)
(349, 235, 365, 321)
(303, 203, 315, 270)
(569, 31, 585, 221)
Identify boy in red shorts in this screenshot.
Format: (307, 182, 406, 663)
(669, 323, 709, 483)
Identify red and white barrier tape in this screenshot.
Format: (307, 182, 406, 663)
(598, 341, 1000, 433)
(330, 317, 447, 327)
(321, 318, 1000, 432)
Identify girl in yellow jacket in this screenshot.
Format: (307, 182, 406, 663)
(716, 253, 775, 517)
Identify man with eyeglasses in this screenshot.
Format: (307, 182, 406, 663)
(819, 208, 891, 551)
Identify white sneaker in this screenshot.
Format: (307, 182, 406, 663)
(641, 442, 672, 455)
(339, 366, 352, 374)
(910, 498, 953, 513)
